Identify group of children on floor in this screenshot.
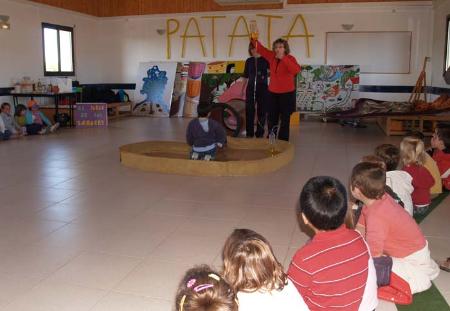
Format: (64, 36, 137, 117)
(178, 123, 450, 310)
(0, 99, 59, 140)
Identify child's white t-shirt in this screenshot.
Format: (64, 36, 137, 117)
(237, 279, 310, 311)
(386, 170, 414, 216)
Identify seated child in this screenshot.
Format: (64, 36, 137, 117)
(223, 229, 309, 311)
(0, 113, 11, 141)
(288, 176, 377, 311)
(431, 124, 450, 190)
(375, 144, 414, 215)
(14, 105, 29, 135)
(175, 265, 237, 311)
(186, 103, 226, 161)
(407, 131, 442, 196)
(352, 162, 439, 294)
(1, 103, 22, 137)
(400, 137, 435, 214)
(25, 98, 59, 135)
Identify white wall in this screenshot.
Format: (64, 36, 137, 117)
(96, 1, 433, 99)
(431, 0, 450, 88)
(0, 0, 101, 87)
(0, 0, 438, 102)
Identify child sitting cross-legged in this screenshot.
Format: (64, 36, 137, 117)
(407, 131, 442, 197)
(372, 145, 415, 215)
(431, 124, 450, 191)
(288, 176, 378, 311)
(25, 98, 59, 135)
(186, 102, 227, 161)
(1, 103, 23, 137)
(222, 229, 309, 311)
(175, 265, 238, 311)
(352, 162, 439, 294)
(400, 137, 435, 215)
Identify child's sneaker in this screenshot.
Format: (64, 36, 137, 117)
(204, 154, 212, 161)
(191, 152, 199, 160)
(21, 127, 27, 136)
(50, 122, 60, 133)
(38, 127, 48, 135)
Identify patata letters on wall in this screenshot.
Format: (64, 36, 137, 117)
(165, 14, 314, 59)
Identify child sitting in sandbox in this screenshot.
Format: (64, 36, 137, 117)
(186, 103, 227, 161)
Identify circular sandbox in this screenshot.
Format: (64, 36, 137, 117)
(119, 137, 294, 176)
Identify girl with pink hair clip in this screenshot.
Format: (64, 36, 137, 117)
(175, 265, 238, 311)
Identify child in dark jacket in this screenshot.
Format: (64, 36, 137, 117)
(431, 124, 450, 190)
(186, 103, 227, 161)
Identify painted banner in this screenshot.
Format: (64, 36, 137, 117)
(183, 62, 206, 117)
(75, 103, 108, 128)
(170, 62, 189, 117)
(296, 65, 360, 113)
(133, 62, 178, 117)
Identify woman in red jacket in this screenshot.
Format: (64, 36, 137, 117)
(252, 38, 301, 141)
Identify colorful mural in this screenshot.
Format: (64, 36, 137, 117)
(133, 62, 178, 117)
(170, 62, 189, 117)
(296, 65, 360, 113)
(183, 62, 206, 117)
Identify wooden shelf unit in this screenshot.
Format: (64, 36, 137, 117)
(376, 114, 450, 136)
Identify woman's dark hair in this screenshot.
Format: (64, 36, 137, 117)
(1, 102, 10, 110)
(299, 176, 348, 231)
(197, 102, 211, 118)
(248, 42, 256, 56)
(272, 38, 290, 55)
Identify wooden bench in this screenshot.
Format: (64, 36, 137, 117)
(107, 102, 132, 120)
(376, 114, 450, 136)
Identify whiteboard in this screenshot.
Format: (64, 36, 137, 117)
(325, 32, 412, 74)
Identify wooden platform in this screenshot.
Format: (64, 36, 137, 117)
(107, 102, 132, 120)
(376, 114, 450, 136)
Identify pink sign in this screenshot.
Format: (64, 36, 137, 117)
(75, 103, 108, 128)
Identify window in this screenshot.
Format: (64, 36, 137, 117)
(445, 15, 450, 73)
(42, 23, 75, 76)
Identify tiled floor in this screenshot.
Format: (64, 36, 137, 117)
(0, 117, 448, 311)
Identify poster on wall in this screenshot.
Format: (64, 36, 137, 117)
(133, 62, 178, 117)
(183, 62, 206, 117)
(170, 62, 189, 117)
(296, 65, 360, 113)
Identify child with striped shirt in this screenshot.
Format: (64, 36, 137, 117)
(288, 176, 377, 311)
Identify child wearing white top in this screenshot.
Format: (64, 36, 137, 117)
(375, 144, 414, 215)
(222, 229, 309, 311)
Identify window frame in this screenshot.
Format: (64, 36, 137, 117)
(42, 22, 75, 77)
(444, 15, 450, 74)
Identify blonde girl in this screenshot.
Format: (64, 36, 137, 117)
(400, 137, 435, 214)
(222, 229, 309, 311)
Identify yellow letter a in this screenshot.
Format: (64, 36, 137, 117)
(180, 17, 207, 58)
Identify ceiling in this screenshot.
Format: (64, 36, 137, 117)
(29, 0, 424, 17)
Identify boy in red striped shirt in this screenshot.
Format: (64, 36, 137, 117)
(288, 176, 377, 311)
